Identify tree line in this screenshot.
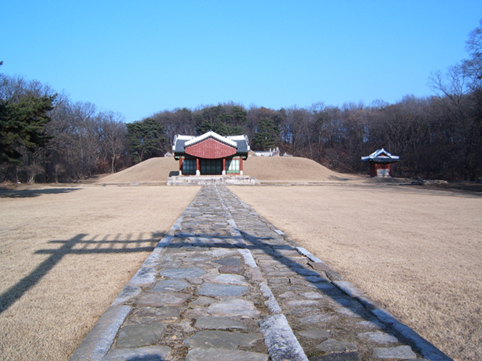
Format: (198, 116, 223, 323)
(1, 21, 481, 183)
(0, 70, 129, 183)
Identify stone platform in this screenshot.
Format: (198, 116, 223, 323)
(167, 175, 260, 186)
(70, 185, 451, 361)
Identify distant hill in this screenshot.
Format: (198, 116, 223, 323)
(97, 156, 354, 184)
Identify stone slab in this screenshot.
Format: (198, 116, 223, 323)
(186, 348, 268, 361)
(357, 331, 398, 344)
(210, 274, 249, 285)
(214, 257, 242, 266)
(302, 292, 324, 299)
(260, 282, 282, 314)
(298, 329, 330, 340)
(237, 249, 258, 268)
(218, 264, 246, 275)
(160, 267, 207, 279)
(259, 314, 309, 361)
(129, 307, 180, 324)
(69, 306, 131, 361)
(184, 330, 260, 349)
(333, 281, 365, 298)
(286, 300, 321, 307)
(116, 322, 166, 348)
(198, 282, 249, 297)
(129, 267, 157, 286)
(111, 285, 141, 306)
(135, 291, 190, 307)
(208, 299, 260, 318)
(195, 316, 248, 330)
(299, 314, 334, 324)
(151, 279, 190, 291)
(102, 346, 171, 361)
(309, 352, 361, 361)
(373, 346, 417, 359)
(190, 296, 216, 306)
(316, 339, 357, 353)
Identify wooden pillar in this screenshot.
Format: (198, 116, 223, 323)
(196, 158, 200, 176)
(179, 158, 183, 176)
(222, 158, 226, 175)
(240, 157, 244, 176)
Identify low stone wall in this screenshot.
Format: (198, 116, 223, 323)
(167, 175, 260, 186)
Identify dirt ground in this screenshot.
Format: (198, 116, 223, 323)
(0, 185, 200, 360)
(229, 184, 482, 361)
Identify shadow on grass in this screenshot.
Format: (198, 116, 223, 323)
(0, 187, 81, 198)
(0, 231, 164, 314)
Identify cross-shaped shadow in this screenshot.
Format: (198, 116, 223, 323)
(0, 232, 164, 314)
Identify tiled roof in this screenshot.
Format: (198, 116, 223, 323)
(173, 131, 250, 154)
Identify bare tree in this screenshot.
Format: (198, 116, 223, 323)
(99, 111, 127, 173)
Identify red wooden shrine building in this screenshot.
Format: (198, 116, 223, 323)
(172, 131, 250, 176)
(361, 148, 400, 177)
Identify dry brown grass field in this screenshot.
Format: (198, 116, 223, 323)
(0, 184, 200, 360)
(1, 156, 481, 360)
(229, 185, 482, 361)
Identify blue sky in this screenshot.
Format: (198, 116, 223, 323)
(1, 1, 481, 123)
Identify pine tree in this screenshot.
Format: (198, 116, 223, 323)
(252, 118, 280, 150)
(0, 94, 55, 164)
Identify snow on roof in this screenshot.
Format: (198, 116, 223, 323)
(184, 131, 237, 147)
(172, 131, 251, 154)
(361, 148, 400, 163)
(227, 135, 250, 152)
(175, 135, 194, 140)
(226, 135, 247, 140)
(172, 135, 195, 152)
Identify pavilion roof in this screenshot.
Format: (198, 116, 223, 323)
(361, 148, 400, 163)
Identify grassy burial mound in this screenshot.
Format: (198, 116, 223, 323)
(99, 157, 179, 184)
(98, 156, 354, 184)
(244, 156, 355, 182)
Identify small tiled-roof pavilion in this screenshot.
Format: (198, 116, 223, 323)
(172, 131, 250, 176)
(361, 148, 400, 177)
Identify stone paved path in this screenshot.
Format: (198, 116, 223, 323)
(70, 185, 451, 361)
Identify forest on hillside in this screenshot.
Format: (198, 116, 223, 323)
(1, 22, 481, 183)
